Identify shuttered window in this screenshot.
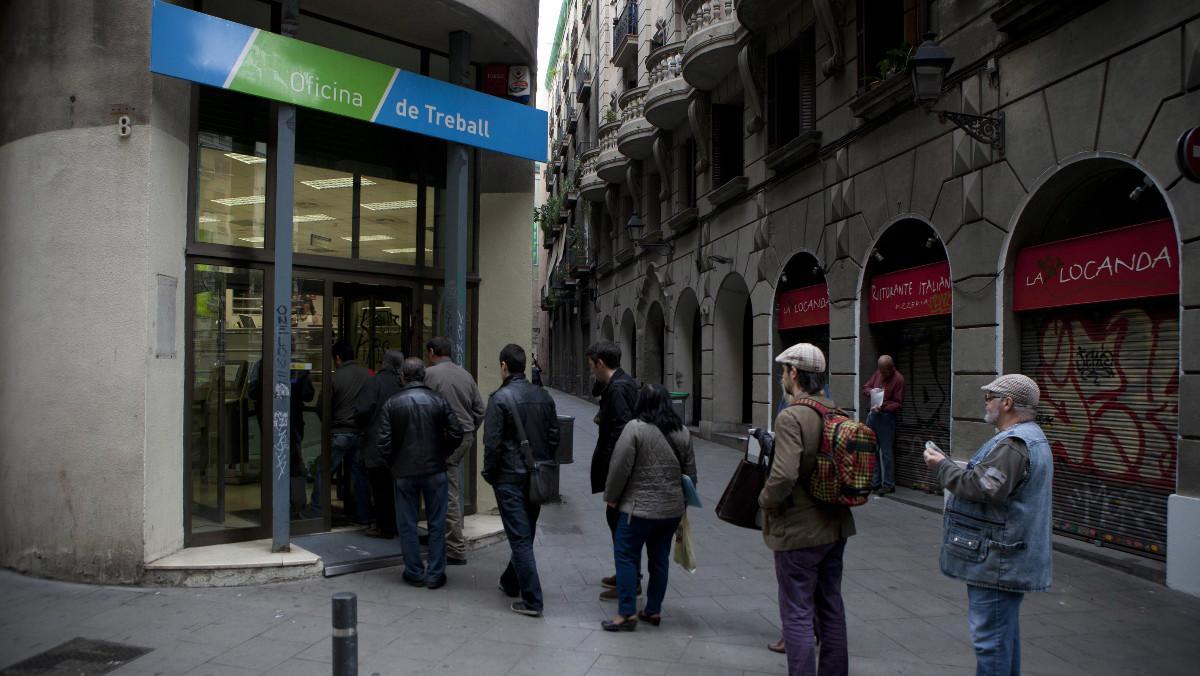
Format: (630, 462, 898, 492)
(710, 104, 744, 188)
(767, 29, 816, 149)
(1020, 299, 1178, 558)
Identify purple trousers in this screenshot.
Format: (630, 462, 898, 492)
(774, 539, 849, 676)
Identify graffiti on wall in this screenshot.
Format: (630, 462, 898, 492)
(1025, 305, 1178, 555)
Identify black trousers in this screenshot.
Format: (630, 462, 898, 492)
(368, 466, 397, 537)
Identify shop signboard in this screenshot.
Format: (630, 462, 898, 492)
(776, 283, 830, 330)
(1013, 219, 1178, 312)
(150, 1, 547, 162)
(868, 261, 952, 324)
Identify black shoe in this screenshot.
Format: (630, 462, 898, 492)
(426, 575, 447, 590)
(510, 601, 542, 617)
(498, 582, 519, 598)
(877, 486, 895, 495)
(402, 574, 426, 588)
(637, 611, 662, 626)
(447, 556, 468, 566)
(601, 616, 638, 632)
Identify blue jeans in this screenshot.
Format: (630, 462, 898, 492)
(967, 585, 1024, 676)
(313, 432, 371, 522)
(775, 539, 849, 676)
(867, 411, 896, 488)
(494, 482, 544, 611)
(614, 513, 679, 618)
(394, 472, 449, 583)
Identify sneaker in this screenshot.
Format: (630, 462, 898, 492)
(510, 601, 542, 617)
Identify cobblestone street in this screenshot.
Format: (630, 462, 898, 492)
(2, 389, 1199, 675)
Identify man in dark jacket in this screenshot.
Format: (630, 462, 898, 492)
(586, 341, 639, 600)
(359, 350, 405, 538)
(483, 343, 560, 617)
(378, 358, 463, 589)
(314, 342, 372, 523)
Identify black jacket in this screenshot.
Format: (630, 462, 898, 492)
(483, 374, 560, 485)
(360, 368, 404, 469)
(377, 382, 463, 479)
(589, 368, 639, 493)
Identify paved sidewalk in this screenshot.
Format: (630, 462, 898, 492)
(2, 389, 1199, 675)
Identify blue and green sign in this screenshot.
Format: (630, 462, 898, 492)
(150, 1, 546, 162)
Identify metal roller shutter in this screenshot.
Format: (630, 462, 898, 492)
(1020, 300, 1178, 558)
(887, 318, 952, 491)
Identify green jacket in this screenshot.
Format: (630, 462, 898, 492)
(758, 395, 856, 551)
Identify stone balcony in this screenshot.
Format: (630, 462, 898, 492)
(616, 85, 655, 160)
(645, 42, 690, 129)
(578, 147, 606, 202)
(682, 0, 741, 91)
(595, 122, 627, 184)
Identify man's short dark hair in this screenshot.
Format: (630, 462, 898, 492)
(332, 341, 354, 363)
(790, 367, 826, 396)
(426, 336, 453, 358)
(586, 341, 621, 369)
(499, 343, 526, 374)
(401, 357, 426, 383)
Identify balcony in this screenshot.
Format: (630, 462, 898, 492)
(594, 122, 627, 184)
(567, 103, 579, 134)
(575, 55, 593, 102)
(612, 1, 639, 68)
(734, 0, 801, 35)
(578, 146, 606, 202)
(682, 0, 741, 91)
(616, 85, 654, 160)
(644, 42, 689, 129)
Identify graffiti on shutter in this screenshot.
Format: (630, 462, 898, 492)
(1021, 300, 1178, 557)
(888, 318, 952, 491)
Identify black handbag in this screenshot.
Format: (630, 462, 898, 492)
(715, 437, 770, 530)
(506, 392, 559, 505)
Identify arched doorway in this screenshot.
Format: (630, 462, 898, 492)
(673, 288, 701, 425)
(620, 308, 638, 379)
(644, 302, 666, 385)
(860, 218, 952, 491)
(773, 251, 830, 425)
(713, 273, 752, 429)
(1004, 159, 1177, 559)
(601, 315, 615, 342)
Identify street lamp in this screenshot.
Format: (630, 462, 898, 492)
(910, 33, 1005, 156)
(626, 213, 674, 254)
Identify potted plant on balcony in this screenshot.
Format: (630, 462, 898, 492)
(864, 43, 911, 90)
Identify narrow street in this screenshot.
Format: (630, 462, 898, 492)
(2, 388, 1199, 676)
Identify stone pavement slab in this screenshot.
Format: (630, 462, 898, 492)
(1, 388, 1199, 675)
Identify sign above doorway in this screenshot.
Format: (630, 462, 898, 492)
(776, 283, 830, 330)
(868, 261, 952, 324)
(149, 1, 547, 162)
(1013, 219, 1178, 312)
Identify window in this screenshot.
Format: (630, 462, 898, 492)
(195, 88, 270, 248)
(857, 0, 928, 89)
(710, 104, 744, 188)
(767, 29, 816, 149)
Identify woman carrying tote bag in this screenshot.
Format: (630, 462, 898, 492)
(602, 384, 698, 631)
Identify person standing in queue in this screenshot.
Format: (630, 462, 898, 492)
(586, 341, 641, 601)
(424, 337, 486, 566)
(359, 349, 405, 538)
(861, 354, 904, 495)
(761, 343, 854, 676)
(483, 344, 560, 617)
(923, 374, 1052, 676)
(378, 358, 463, 589)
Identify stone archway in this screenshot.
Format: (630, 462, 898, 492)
(644, 302, 666, 385)
(673, 288, 701, 425)
(601, 314, 615, 342)
(619, 308, 638, 379)
(712, 272, 752, 428)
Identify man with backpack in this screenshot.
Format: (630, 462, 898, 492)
(760, 343, 856, 676)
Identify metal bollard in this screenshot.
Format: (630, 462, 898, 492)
(332, 592, 357, 676)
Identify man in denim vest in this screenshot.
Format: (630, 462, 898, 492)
(923, 374, 1052, 676)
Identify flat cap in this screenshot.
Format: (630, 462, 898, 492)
(775, 343, 826, 373)
(981, 374, 1040, 407)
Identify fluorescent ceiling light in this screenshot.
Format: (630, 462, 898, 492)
(224, 152, 266, 164)
(300, 177, 377, 190)
(292, 213, 335, 222)
(212, 195, 265, 206)
(362, 200, 417, 210)
(198, 215, 220, 223)
(238, 236, 265, 243)
(380, 248, 434, 254)
(343, 234, 395, 242)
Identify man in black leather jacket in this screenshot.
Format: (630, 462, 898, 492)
(483, 343, 560, 617)
(378, 358, 463, 589)
(586, 341, 640, 600)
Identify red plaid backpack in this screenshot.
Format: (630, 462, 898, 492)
(791, 399, 878, 506)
